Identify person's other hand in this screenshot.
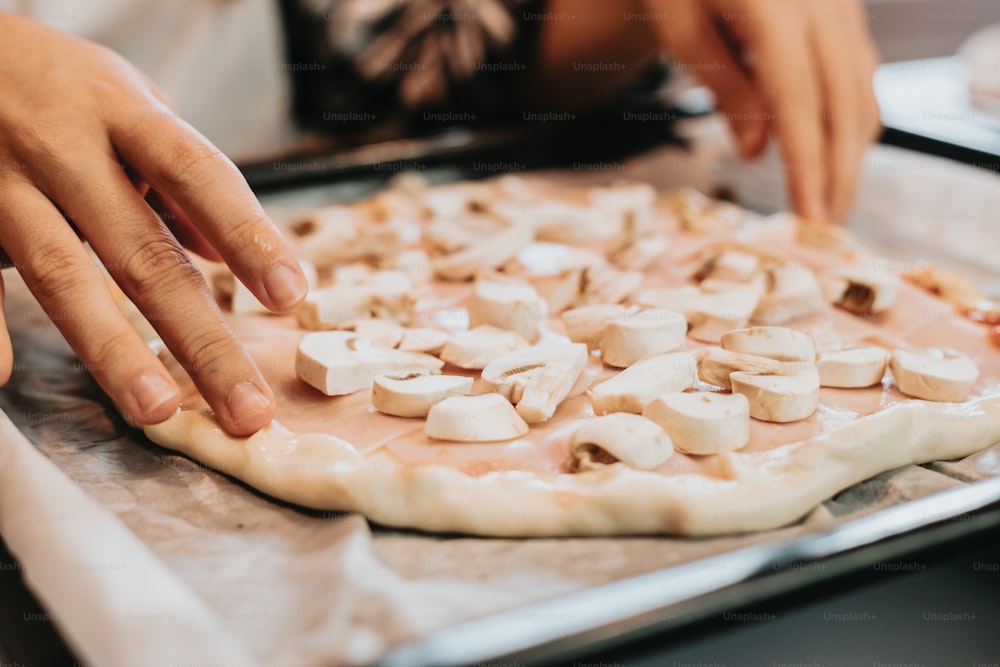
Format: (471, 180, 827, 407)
(645, 0, 881, 221)
(0, 13, 308, 435)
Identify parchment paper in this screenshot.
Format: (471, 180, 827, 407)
(2, 127, 1000, 667)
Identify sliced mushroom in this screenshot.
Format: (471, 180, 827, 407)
(372, 373, 474, 418)
(731, 367, 821, 423)
(397, 327, 453, 355)
(588, 351, 699, 415)
(721, 327, 817, 363)
(636, 285, 761, 344)
(351, 319, 405, 348)
(296, 331, 443, 396)
(481, 343, 588, 423)
(575, 265, 644, 307)
(889, 349, 979, 402)
(467, 278, 544, 343)
(816, 345, 888, 388)
(665, 187, 745, 233)
(439, 325, 531, 370)
(695, 249, 760, 284)
(698, 348, 795, 390)
(424, 394, 530, 442)
(296, 271, 415, 330)
(821, 268, 900, 315)
(570, 413, 674, 471)
(753, 263, 826, 325)
(433, 222, 536, 281)
(381, 249, 433, 287)
(642, 391, 751, 454)
(609, 236, 669, 271)
(560, 304, 631, 349)
(292, 206, 403, 269)
(599, 309, 688, 368)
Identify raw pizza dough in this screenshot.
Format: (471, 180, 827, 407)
(133, 178, 1000, 537)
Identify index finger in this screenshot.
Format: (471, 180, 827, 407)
(109, 109, 307, 312)
(737, 9, 827, 220)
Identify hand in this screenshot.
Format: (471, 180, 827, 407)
(645, 0, 881, 221)
(0, 13, 308, 436)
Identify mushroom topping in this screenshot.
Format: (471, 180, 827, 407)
(481, 343, 588, 423)
(698, 348, 803, 391)
(292, 206, 403, 269)
(642, 391, 751, 454)
(560, 304, 631, 349)
(296, 331, 443, 396)
(588, 351, 699, 415)
(636, 286, 761, 344)
(439, 325, 531, 370)
(432, 222, 536, 281)
(721, 327, 817, 363)
(467, 278, 544, 343)
(889, 349, 979, 402)
(351, 319, 405, 348)
(397, 328, 453, 355)
(816, 345, 888, 388)
(599, 309, 688, 368)
(424, 394, 530, 442)
(821, 268, 900, 315)
(752, 263, 826, 325)
(695, 249, 761, 284)
(731, 367, 821, 423)
(570, 413, 674, 471)
(609, 236, 669, 271)
(372, 373, 474, 418)
(296, 271, 415, 330)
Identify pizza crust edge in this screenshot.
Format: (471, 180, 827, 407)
(141, 395, 1000, 537)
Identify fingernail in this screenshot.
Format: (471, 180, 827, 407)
(263, 263, 307, 310)
(226, 381, 271, 422)
(134, 373, 178, 420)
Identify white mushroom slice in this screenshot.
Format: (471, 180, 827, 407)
(424, 394, 529, 442)
(817, 346, 888, 388)
(296, 272, 415, 330)
(292, 206, 402, 268)
(332, 262, 375, 285)
(696, 250, 760, 284)
(666, 187, 744, 233)
(599, 309, 687, 368)
(296, 331, 443, 396)
(577, 266, 643, 307)
(439, 325, 531, 370)
(560, 304, 630, 349)
(642, 392, 751, 454)
(588, 351, 699, 415)
(609, 236, 669, 271)
(499, 200, 621, 244)
(821, 268, 900, 315)
(425, 213, 507, 253)
(381, 249, 433, 287)
(889, 349, 979, 402)
(731, 367, 821, 423)
(636, 286, 760, 344)
(588, 182, 657, 212)
(570, 413, 674, 471)
(686, 288, 762, 344)
(480, 344, 587, 423)
(467, 279, 544, 343)
(398, 328, 452, 355)
(351, 319, 405, 348)
(433, 223, 535, 281)
(698, 348, 792, 390)
(753, 263, 826, 325)
(372, 373, 474, 418)
(721, 327, 817, 363)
